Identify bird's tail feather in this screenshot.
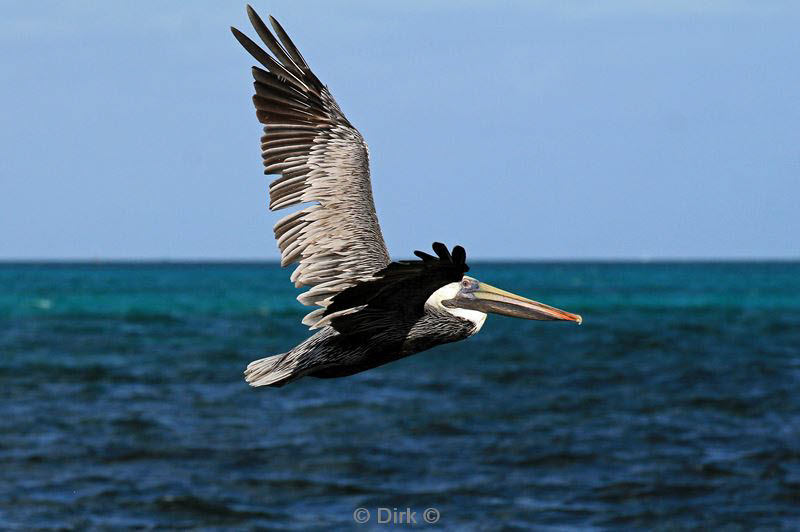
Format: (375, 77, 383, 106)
(244, 352, 300, 387)
(246, 329, 335, 387)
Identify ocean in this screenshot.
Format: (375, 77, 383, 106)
(1, 262, 799, 529)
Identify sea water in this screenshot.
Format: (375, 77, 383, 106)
(1, 262, 799, 529)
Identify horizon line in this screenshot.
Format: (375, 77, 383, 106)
(1, 257, 798, 264)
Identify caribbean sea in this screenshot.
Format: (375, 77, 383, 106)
(1, 262, 799, 529)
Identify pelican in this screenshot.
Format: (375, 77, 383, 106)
(231, 6, 582, 387)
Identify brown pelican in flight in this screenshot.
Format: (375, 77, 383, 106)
(231, 6, 582, 387)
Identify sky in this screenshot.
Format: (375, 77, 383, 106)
(2, 1, 798, 260)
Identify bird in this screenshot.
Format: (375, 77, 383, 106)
(231, 6, 582, 387)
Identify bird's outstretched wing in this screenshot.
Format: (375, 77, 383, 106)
(232, 6, 390, 328)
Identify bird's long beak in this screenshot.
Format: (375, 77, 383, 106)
(450, 282, 582, 324)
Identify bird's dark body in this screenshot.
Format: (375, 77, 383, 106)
(279, 308, 478, 382)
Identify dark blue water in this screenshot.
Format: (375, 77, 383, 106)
(1, 262, 799, 529)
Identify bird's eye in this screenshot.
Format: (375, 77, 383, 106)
(461, 279, 471, 288)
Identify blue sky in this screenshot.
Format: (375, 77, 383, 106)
(2, 1, 798, 259)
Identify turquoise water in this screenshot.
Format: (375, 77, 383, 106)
(1, 262, 799, 529)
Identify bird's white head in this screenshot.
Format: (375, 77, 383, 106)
(426, 279, 488, 333)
